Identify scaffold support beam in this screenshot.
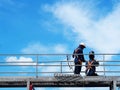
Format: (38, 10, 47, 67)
(27, 80, 30, 90)
(110, 81, 116, 90)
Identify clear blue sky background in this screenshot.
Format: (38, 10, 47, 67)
(0, 0, 120, 90)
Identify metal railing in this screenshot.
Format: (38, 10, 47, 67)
(0, 54, 120, 77)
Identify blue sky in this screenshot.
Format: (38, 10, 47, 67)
(0, 0, 120, 90)
(0, 0, 120, 54)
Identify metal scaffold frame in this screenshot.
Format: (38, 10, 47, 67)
(0, 53, 120, 90)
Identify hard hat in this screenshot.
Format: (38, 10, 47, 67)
(80, 42, 86, 48)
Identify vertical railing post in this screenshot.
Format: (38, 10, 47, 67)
(36, 55, 38, 78)
(61, 61, 62, 73)
(27, 80, 30, 90)
(113, 80, 116, 90)
(110, 81, 117, 90)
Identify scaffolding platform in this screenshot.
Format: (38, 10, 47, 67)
(0, 75, 119, 89)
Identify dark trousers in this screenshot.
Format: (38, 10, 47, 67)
(86, 69, 98, 76)
(74, 63, 81, 74)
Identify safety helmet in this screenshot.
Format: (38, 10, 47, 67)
(80, 42, 86, 48)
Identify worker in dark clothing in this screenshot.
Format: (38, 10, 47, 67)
(72, 43, 86, 74)
(29, 82, 35, 90)
(85, 51, 99, 76)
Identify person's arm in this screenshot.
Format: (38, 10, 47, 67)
(93, 60, 99, 67)
(72, 50, 75, 58)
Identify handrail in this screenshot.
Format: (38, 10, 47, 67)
(0, 54, 120, 77)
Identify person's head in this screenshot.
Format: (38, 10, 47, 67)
(79, 42, 86, 49)
(89, 51, 95, 60)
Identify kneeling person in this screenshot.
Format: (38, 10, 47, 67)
(85, 51, 99, 76)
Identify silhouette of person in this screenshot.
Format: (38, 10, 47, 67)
(72, 43, 86, 74)
(85, 51, 99, 76)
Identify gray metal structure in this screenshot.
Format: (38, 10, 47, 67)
(0, 54, 120, 90)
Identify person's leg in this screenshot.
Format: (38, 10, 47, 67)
(78, 65, 81, 74)
(93, 73, 98, 76)
(89, 69, 97, 76)
(87, 69, 93, 76)
(74, 64, 80, 74)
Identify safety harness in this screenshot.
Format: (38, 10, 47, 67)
(85, 60, 94, 75)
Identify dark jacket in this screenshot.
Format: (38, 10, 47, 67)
(85, 59, 99, 76)
(73, 46, 85, 63)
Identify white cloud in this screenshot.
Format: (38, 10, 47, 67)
(21, 43, 68, 54)
(6, 56, 35, 66)
(54, 44, 67, 53)
(49, 1, 120, 58)
(21, 43, 47, 54)
(36, 1, 120, 80)
(39, 63, 60, 76)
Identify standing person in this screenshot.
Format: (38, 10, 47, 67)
(72, 43, 86, 74)
(85, 51, 99, 76)
(30, 82, 35, 90)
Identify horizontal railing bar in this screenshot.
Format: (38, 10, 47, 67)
(0, 61, 69, 63)
(0, 54, 120, 77)
(0, 72, 36, 74)
(0, 64, 120, 66)
(0, 72, 71, 74)
(96, 61, 120, 62)
(0, 65, 36, 66)
(1, 60, 120, 63)
(0, 53, 120, 56)
(0, 64, 69, 66)
(0, 71, 120, 74)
